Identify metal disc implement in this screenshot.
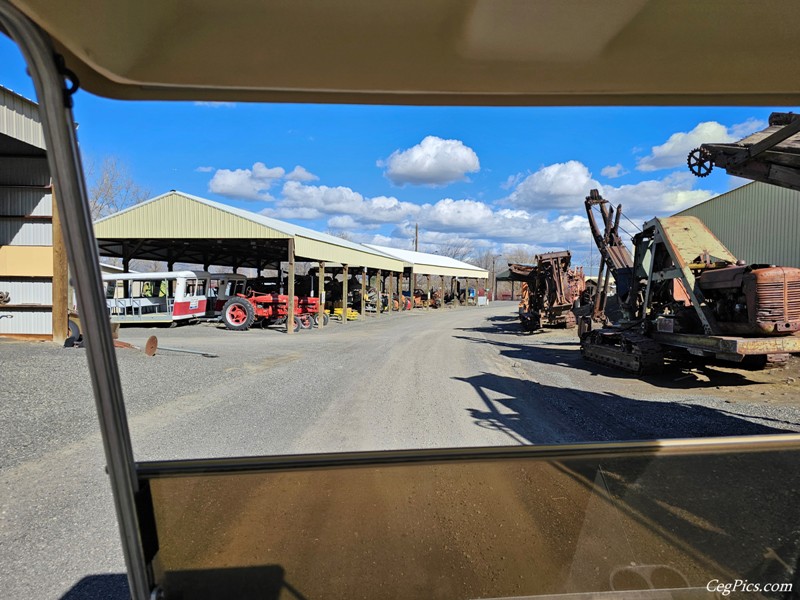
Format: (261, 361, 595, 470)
(145, 336, 158, 357)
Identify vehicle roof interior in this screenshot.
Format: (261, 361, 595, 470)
(6, 0, 800, 105)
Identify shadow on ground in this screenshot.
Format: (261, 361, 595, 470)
(60, 574, 129, 600)
(454, 324, 776, 391)
(455, 370, 798, 444)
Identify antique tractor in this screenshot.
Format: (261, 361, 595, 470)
(221, 291, 322, 331)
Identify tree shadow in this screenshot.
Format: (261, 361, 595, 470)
(454, 371, 798, 445)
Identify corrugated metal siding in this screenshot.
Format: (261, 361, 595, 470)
(0, 220, 53, 245)
(677, 182, 800, 267)
(0, 157, 50, 186)
(94, 192, 291, 239)
(0, 278, 52, 305)
(0, 309, 52, 335)
(0, 87, 45, 150)
(0, 188, 52, 216)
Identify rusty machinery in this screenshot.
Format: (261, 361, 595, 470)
(688, 112, 800, 191)
(510, 251, 585, 332)
(580, 189, 800, 374)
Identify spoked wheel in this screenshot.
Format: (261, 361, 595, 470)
(687, 147, 713, 178)
(222, 297, 255, 330)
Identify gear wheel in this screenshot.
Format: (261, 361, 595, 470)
(687, 147, 713, 177)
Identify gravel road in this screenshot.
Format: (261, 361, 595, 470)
(2, 302, 799, 599)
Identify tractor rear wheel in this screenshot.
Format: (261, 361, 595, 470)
(297, 314, 312, 329)
(222, 297, 255, 331)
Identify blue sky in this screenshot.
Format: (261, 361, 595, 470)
(1, 34, 789, 268)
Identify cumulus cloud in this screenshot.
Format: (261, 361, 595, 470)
(601, 163, 627, 179)
(208, 162, 285, 201)
(276, 181, 421, 224)
(603, 172, 716, 224)
(636, 119, 766, 172)
(380, 136, 480, 186)
(505, 160, 600, 210)
(285, 166, 319, 182)
(502, 159, 715, 221)
(208, 162, 323, 201)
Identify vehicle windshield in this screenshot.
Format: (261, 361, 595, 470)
(2, 22, 799, 600)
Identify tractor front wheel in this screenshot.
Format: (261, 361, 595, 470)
(222, 297, 255, 331)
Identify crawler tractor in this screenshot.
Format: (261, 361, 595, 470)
(581, 189, 800, 374)
(509, 252, 585, 332)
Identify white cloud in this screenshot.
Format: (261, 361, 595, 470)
(636, 119, 766, 172)
(285, 166, 319, 182)
(380, 136, 480, 186)
(195, 166, 214, 173)
(604, 172, 716, 223)
(501, 172, 525, 190)
(420, 198, 494, 230)
(601, 163, 627, 179)
(208, 162, 285, 201)
(194, 101, 236, 108)
(505, 160, 600, 210)
(276, 181, 421, 224)
(730, 118, 766, 139)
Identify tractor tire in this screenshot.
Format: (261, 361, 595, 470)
(222, 297, 255, 331)
(290, 318, 300, 333)
(298, 314, 312, 329)
(311, 313, 330, 327)
(68, 318, 81, 340)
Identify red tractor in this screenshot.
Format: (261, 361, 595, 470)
(221, 291, 324, 332)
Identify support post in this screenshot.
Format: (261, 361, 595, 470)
(341, 264, 349, 324)
(409, 270, 414, 310)
(317, 261, 325, 328)
(440, 275, 445, 307)
(388, 270, 394, 313)
(426, 274, 431, 310)
(376, 269, 382, 316)
(51, 188, 69, 342)
(286, 239, 295, 334)
(361, 268, 367, 318)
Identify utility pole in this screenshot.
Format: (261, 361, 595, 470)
(414, 223, 419, 252)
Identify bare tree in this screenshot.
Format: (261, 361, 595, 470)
(86, 156, 150, 220)
(503, 247, 538, 266)
(325, 229, 354, 242)
(437, 239, 474, 262)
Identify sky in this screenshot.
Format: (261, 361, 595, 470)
(1, 34, 790, 270)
